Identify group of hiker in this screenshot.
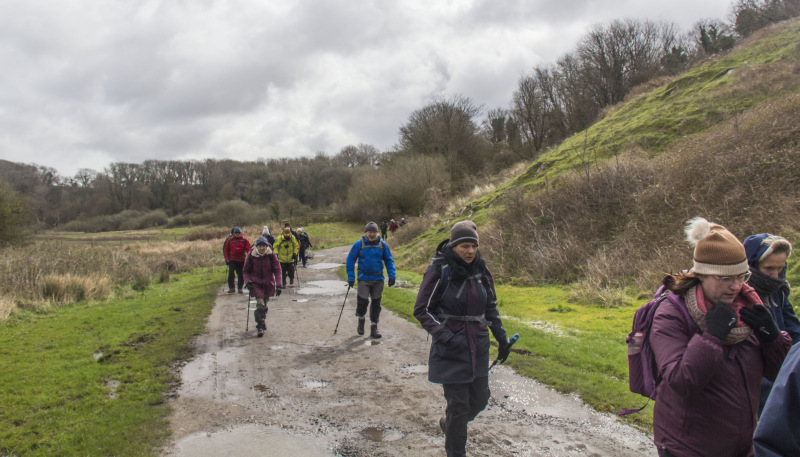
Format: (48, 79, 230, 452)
(222, 215, 800, 456)
(222, 223, 312, 337)
(379, 217, 405, 239)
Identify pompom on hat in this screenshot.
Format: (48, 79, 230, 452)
(685, 217, 748, 276)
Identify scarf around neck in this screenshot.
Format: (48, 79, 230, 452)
(748, 267, 790, 298)
(685, 284, 759, 345)
(443, 245, 484, 283)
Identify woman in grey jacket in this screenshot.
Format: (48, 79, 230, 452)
(651, 218, 790, 457)
(413, 221, 510, 457)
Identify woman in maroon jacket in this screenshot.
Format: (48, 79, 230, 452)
(243, 236, 282, 337)
(651, 218, 791, 457)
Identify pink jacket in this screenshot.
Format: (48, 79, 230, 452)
(242, 251, 282, 299)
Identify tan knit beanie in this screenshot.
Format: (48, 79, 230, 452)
(685, 217, 748, 276)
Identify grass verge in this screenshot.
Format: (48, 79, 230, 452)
(0, 267, 222, 456)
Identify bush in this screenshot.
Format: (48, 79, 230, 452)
(40, 274, 111, 305)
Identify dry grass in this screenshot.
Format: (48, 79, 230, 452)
(481, 94, 800, 302)
(386, 217, 437, 249)
(0, 238, 222, 320)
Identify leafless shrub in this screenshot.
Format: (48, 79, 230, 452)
(386, 217, 437, 249)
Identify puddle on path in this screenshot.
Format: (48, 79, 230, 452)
(359, 426, 404, 442)
(398, 364, 428, 375)
(301, 380, 330, 390)
(171, 424, 334, 457)
(489, 365, 592, 421)
(307, 262, 343, 270)
(297, 280, 349, 295)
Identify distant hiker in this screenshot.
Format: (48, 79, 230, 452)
(400, 217, 406, 227)
(413, 221, 510, 457)
(380, 220, 388, 239)
(262, 225, 275, 247)
(650, 217, 790, 457)
(284, 222, 298, 240)
(275, 227, 299, 287)
(345, 221, 396, 338)
(222, 227, 235, 262)
(296, 227, 312, 268)
(389, 218, 399, 235)
(743, 233, 800, 416)
(754, 343, 800, 457)
(243, 236, 282, 337)
(223, 227, 251, 294)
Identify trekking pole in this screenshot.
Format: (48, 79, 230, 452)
(333, 285, 351, 335)
(489, 333, 519, 371)
(246, 289, 251, 332)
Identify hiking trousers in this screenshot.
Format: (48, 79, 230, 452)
(254, 297, 269, 331)
(228, 261, 244, 291)
(280, 262, 295, 285)
(442, 376, 490, 457)
(355, 280, 384, 324)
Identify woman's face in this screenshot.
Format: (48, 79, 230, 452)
(257, 245, 268, 254)
(453, 242, 478, 264)
(699, 274, 746, 305)
(759, 252, 788, 278)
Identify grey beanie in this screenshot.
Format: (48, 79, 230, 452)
(365, 221, 379, 232)
(450, 220, 478, 247)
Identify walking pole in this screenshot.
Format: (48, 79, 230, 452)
(333, 285, 351, 335)
(489, 333, 520, 371)
(246, 289, 251, 332)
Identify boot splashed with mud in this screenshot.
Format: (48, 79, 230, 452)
(357, 317, 365, 336)
(370, 324, 382, 339)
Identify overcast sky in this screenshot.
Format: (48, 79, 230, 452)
(0, 0, 733, 177)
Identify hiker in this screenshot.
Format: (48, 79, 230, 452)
(222, 227, 235, 260)
(223, 227, 251, 294)
(650, 217, 790, 457)
(743, 233, 800, 416)
(400, 217, 406, 227)
(380, 220, 388, 240)
(243, 236, 282, 337)
(753, 343, 800, 457)
(389, 218, 399, 235)
(262, 225, 275, 246)
(413, 221, 510, 457)
(345, 221, 396, 338)
(274, 227, 299, 287)
(296, 227, 312, 267)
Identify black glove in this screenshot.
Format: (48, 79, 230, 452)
(497, 338, 511, 364)
(388, 278, 396, 287)
(705, 303, 739, 341)
(292, 254, 298, 261)
(225, 260, 230, 266)
(275, 288, 282, 297)
(348, 280, 355, 288)
(246, 281, 253, 289)
(740, 305, 780, 343)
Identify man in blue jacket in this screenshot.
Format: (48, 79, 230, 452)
(744, 233, 800, 416)
(346, 221, 396, 338)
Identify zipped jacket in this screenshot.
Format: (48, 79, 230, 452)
(274, 234, 299, 263)
(243, 249, 282, 299)
(345, 236, 395, 282)
(224, 235, 251, 262)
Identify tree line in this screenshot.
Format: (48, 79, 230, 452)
(1, 1, 796, 241)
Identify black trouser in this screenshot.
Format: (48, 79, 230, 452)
(355, 280, 383, 324)
(299, 248, 307, 267)
(228, 261, 244, 291)
(442, 376, 490, 457)
(280, 262, 295, 285)
(254, 297, 268, 331)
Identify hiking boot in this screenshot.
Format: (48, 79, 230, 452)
(439, 417, 446, 434)
(357, 318, 365, 336)
(227, 289, 235, 294)
(370, 324, 382, 339)
(257, 329, 264, 338)
(238, 289, 243, 294)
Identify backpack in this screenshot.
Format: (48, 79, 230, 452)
(619, 281, 694, 416)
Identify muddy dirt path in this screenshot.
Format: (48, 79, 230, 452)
(160, 246, 656, 456)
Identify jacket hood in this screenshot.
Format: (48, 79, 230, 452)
(251, 236, 273, 257)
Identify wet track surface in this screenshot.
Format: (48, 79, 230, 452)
(160, 246, 656, 456)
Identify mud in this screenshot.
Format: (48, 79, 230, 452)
(161, 245, 656, 456)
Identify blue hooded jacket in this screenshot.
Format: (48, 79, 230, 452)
(346, 235, 396, 283)
(743, 233, 800, 343)
(754, 343, 800, 456)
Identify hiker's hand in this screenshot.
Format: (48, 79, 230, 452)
(275, 288, 282, 297)
(497, 339, 511, 364)
(740, 305, 780, 343)
(292, 254, 298, 261)
(225, 260, 230, 266)
(246, 281, 253, 289)
(388, 278, 396, 287)
(705, 303, 738, 341)
(348, 280, 355, 288)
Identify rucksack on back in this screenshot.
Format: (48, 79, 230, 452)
(619, 282, 693, 416)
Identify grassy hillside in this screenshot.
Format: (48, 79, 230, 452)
(394, 18, 800, 285)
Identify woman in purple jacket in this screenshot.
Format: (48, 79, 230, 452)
(651, 218, 791, 457)
(243, 236, 282, 337)
(413, 221, 510, 457)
